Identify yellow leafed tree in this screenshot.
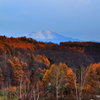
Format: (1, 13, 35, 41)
(42, 63, 68, 100)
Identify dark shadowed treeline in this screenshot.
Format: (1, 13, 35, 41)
(60, 41, 100, 63)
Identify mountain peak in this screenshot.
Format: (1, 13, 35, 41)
(37, 29, 58, 39)
(23, 29, 61, 39)
(22, 30, 81, 43)
(40, 29, 51, 33)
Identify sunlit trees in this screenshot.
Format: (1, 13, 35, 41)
(8, 56, 29, 99)
(36, 54, 50, 66)
(83, 64, 98, 99)
(66, 68, 75, 94)
(42, 63, 68, 100)
(8, 56, 28, 85)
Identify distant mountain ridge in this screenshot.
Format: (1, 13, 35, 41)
(23, 30, 82, 43)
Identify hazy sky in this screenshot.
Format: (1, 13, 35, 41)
(0, 0, 100, 41)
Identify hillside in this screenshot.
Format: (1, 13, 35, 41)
(0, 36, 96, 69)
(60, 41, 100, 63)
(0, 36, 100, 99)
(0, 36, 99, 69)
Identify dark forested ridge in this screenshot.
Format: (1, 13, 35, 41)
(0, 36, 100, 68)
(60, 42, 100, 63)
(0, 36, 100, 100)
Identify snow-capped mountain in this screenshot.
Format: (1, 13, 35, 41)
(23, 30, 65, 39)
(23, 30, 82, 43)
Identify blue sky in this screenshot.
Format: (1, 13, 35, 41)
(0, 0, 100, 41)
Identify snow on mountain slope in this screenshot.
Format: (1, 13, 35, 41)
(23, 30, 65, 39)
(23, 30, 82, 43)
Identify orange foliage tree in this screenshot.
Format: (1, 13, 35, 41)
(8, 56, 28, 85)
(36, 55, 50, 66)
(42, 63, 69, 99)
(83, 64, 98, 99)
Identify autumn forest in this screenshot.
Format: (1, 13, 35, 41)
(0, 36, 100, 100)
